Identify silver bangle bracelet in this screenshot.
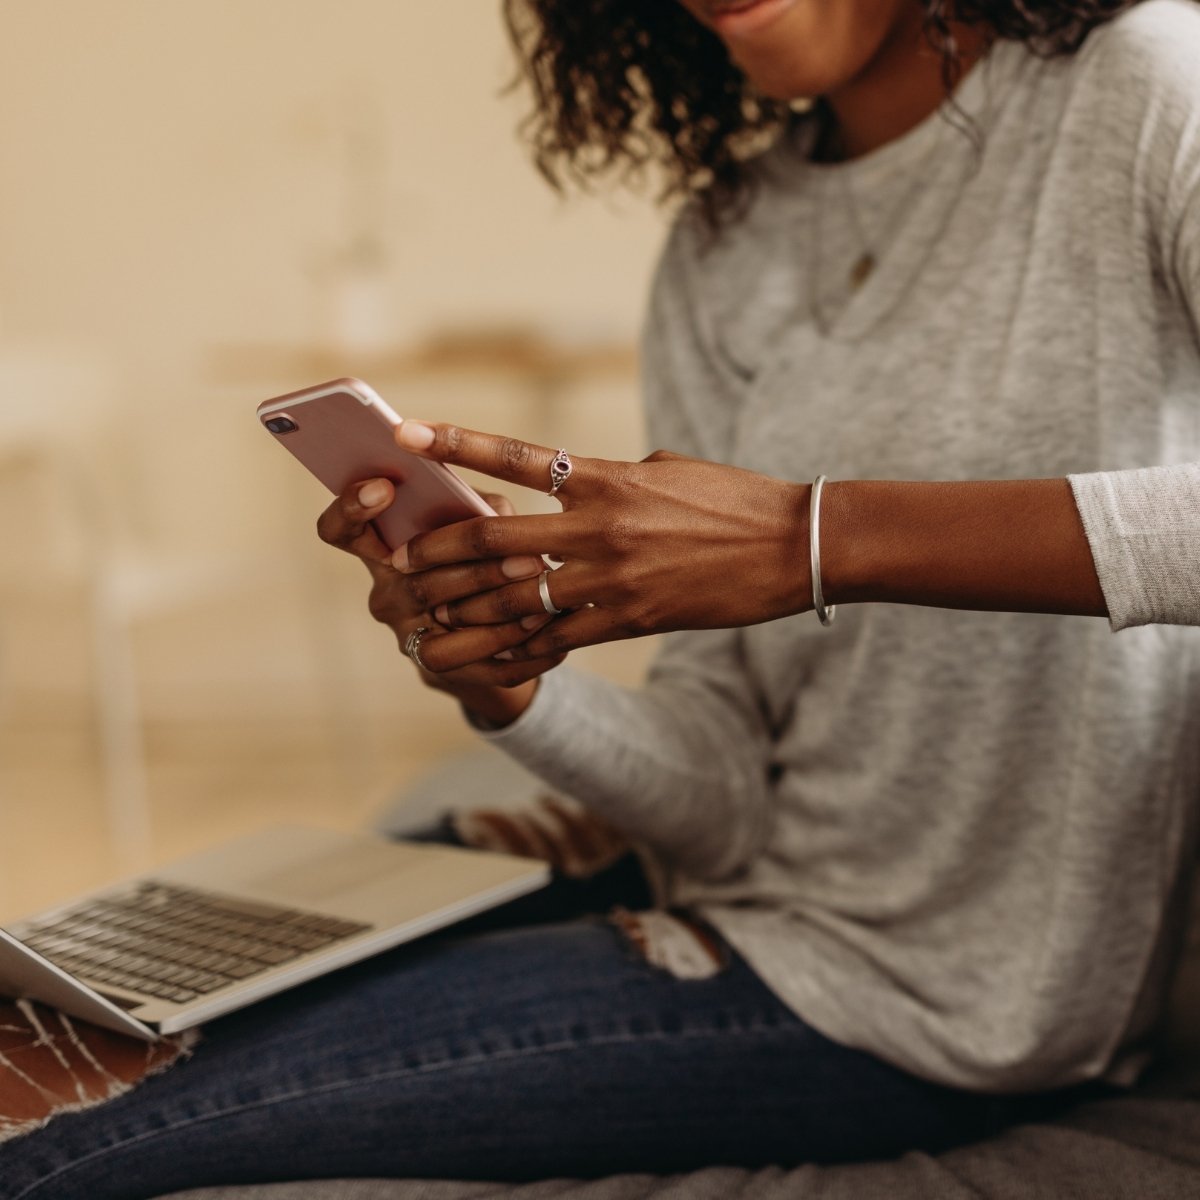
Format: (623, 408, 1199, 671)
(810, 475, 836, 627)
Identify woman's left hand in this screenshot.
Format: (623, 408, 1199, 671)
(391, 420, 813, 659)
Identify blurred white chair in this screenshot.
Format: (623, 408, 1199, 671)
(0, 344, 156, 867)
(0, 343, 265, 870)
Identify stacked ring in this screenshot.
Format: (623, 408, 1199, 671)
(404, 626, 431, 670)
(538, 570, 562, 615)
(548, 449, 572, 496)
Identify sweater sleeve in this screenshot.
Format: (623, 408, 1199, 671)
(477, 215, 776, 882)
(1068, 4, 1200, 632)
(1069, 463, 1200, 629)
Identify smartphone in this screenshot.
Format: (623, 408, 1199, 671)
(257, 378, 495, 550)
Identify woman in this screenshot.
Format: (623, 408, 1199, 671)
(3, 0, 1198, 1195)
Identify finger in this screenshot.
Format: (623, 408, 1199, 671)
(400, 555, 545, 616)
(396, 420, 593, 500)
(394, 511, 581, 573)
(316, 478, 396, 565)
(481, 492, 517, 518)
(436, 565, 589, 629)
(436, 653, 567, 691)
(410, 617, 555, 675)
(507, 605, 629, 660)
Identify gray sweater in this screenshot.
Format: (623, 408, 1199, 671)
(486, 0, 1200, 1092)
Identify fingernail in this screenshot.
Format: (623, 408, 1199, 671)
(494, 650, 516, 662)
(397, 421, 435, 451)
(434, 604, 450, 626)
(358, 480, 389, 508)
(392, 544, 410, 572)
(521, 614, 552, 631)
(501, 556, 542, 580)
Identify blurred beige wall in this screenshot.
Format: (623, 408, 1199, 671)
(0, 1, 668, 907)
(0, 0, 667, 545)
(0, 0, 665, 338)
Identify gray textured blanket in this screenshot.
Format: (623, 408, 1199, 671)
(161, 1093, 1200, 1200)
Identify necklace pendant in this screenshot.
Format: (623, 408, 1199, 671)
(850, 252, 876, 289)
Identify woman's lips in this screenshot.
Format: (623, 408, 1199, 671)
(710, 0, 799, 39)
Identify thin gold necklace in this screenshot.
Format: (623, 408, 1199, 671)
(806, 115, 944, 334)
(840, 172, 880, 290)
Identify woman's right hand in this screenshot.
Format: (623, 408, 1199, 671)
(315, 478, 565, 727)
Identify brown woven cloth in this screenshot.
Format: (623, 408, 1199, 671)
(0, 998, 195, 1144)
(453, 795, 725, 979)
(452, 794, 632, 880)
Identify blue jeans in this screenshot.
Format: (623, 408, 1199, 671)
(0, 850, 1108, 1199)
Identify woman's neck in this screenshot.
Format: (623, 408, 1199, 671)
(821, 14, 990, 161)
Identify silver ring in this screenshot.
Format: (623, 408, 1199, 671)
(548, 449, 572, 496)
(404, 625, 431, 670)
(538, 570, 562, 615)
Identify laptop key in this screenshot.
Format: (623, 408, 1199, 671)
(188, 973, 229, 994)
(220, 959, 265, 980)
(250, 944, 303, 966)
(264, 927, 337, 951)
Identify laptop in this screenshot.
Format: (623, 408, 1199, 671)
(0, 825, 549, 1040)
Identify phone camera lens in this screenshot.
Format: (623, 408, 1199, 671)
(265, 416, 298, 434)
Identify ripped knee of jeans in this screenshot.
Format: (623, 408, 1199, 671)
(609, 907, 730, 980)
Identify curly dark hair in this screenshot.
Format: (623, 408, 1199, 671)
(503, 0, 1143, 229)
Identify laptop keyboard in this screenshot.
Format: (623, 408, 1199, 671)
(19, 882, 371, 1006)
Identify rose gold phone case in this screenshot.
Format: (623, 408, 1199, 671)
(257, 378, 494, 551)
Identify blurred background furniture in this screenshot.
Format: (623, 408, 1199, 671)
(0, 343, 157, 869)
(0, 344, 296, 875)
(209, 325, 639, 419)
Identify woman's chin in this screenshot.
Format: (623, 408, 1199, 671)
(734, 53, 839, 102)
